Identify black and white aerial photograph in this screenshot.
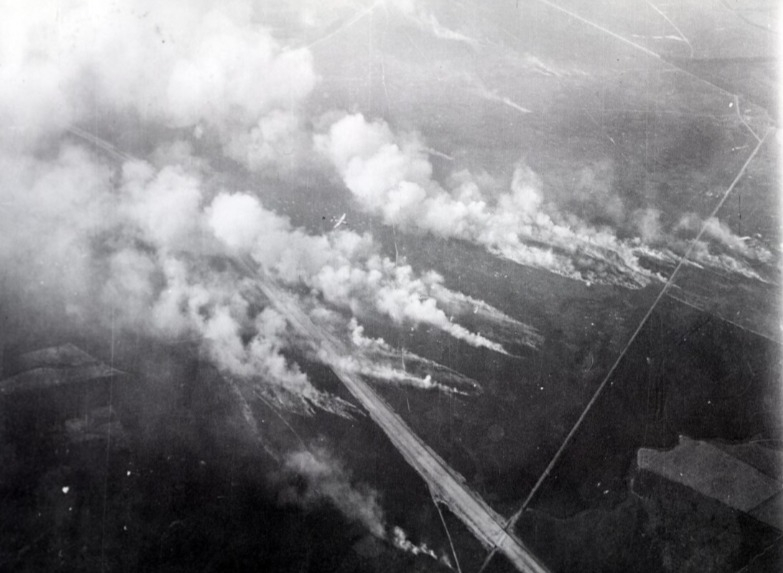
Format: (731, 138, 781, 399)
(0, 1, 780, 572)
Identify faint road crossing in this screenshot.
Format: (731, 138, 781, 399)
(242, 260, 550, 573)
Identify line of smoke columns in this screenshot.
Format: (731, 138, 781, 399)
(1, 2, 769, 294)
(315, 113, 773, 287)
(12, 122, 532, 564)
(0, 1, 774, 555)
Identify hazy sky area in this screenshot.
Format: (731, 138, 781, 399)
(0, 1, 780, 572)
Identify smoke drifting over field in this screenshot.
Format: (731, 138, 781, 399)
(1, 0, 536, 408)
(1, 0, 775, 547)
(0, 0, 541, 544)
(316, 112, 773, 288)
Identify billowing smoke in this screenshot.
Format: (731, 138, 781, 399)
(1, 141, 514, 414)
(207, 191, 514, 354)
(1, 0, 528, 415)
(677, 213, 773, 265)
(4, 0, 773, 550)
(392, 526, 454, 568)
(628, 208, 773, 281)
(0, 0, 315, 177)
(316, 113, 776, 287)
(1, 2, 534, 540)
(315, 113, 655, 288)
(0, 141, 363, 416)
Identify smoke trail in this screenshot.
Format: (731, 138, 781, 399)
(314, 113, 652, 288)
(472, 82, 532, 114)
(0, 0, 542, 551)
(334, 318, 482, 394)
(281, 446, 457, 562)
(207, 191, 513, 354)
(316, 112, 776, 288)
(392, 526, 452, 567)
(281, 447, 387, 538)
(1, 135, 508, 418)
(0, 0, 317, 176)
(430, 285, 544, 350)
(628, 207, 774, 281)
(329, 354, 470, 395)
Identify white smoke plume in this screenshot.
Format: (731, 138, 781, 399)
(392, 0, 481, 49)
(0, 0, 551, 557)
(0, 131, 511, 421)
(1, 0, 519, 425)
(316, 113, 776, 288)
(281, 447, 387, 538)
(297, 307, 481, 394)
(429, 284, 544, 350)
(328, 350, 471, 395)
(0, 0, 316, 174)
(339, 318, 481, 394)
(281, 447, 455, 563)
(392, 526, 453, 568)
(0, 9, 372, 530)
(677, 213, 773, 264)
(0, 127, 356, 418)
(628, 208, 774, 281)
(207, 191, 513, 354)
(315, 113, 656, 288)
(81, 156, 359, 415)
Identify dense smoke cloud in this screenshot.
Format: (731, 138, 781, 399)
(0, 0, 315, 175)
(315, 113, 655, 288)
(676, 213, 773, 273)
(1, 141, 521, 416)
(1, 0, 533, 412)
(316, 113, 775, 288)
(0, 143, 360, 417)
(207, 191, 516, 354)
(2, 0, 775, 547)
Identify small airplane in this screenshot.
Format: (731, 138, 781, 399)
(332, 213, 347, 229)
